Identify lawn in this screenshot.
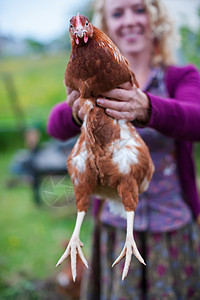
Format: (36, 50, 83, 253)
(0, 52, 69, 128)
(0, 150, 93, 299)
(0, 52, 94, 298)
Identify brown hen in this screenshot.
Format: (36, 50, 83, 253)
(56, 13, 154, 281)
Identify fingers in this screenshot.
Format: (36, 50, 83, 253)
(97, 99, 134, 121)
(96, 98, 134, 120)
(118, 81, 134, 90)
(101, 88, 131, 102)
(101, 82, 136, 101)
(66, 89, 80, 108)
(73, 99, 81, 116)
(66, 85, 148, 123)
(66, 87, 84, 120)
(97, 88, 150, 122)
(97, 98, 130, 111)
(96, 86, 135, 120)
(66, 87, 73, 95)
(105, 109, 135, 121)
(77, 107, 85, 121)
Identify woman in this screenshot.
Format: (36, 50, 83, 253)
(48, 0, 200, 299)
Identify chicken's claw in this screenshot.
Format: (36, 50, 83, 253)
(56, 236, 88, 282)
(56, 211, 88, 282)
(111, 211, 146, 280)
(112, 235, 146, 281)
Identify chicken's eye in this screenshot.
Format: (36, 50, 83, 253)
(70, 24, 73, 28)
(85, 21, 89, 26)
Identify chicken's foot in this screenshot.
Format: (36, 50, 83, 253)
(112, 211, 146, 281)
(56, 211, 88, 281)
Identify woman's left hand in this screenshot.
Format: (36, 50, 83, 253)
(96, 82, 151, 123)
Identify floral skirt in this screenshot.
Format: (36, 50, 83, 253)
(81, 222, 200, 300)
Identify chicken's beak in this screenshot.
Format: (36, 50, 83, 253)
(74, 13, 88, 44)
(75, 32, 88, 45)
(76, 29, 84, 38)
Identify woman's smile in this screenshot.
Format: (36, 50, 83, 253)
(120, 27, 144, 42)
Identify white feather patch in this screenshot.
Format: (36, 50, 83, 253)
(109, 121, 139, 174)
(71, 141, 88, 173)
(140, 176, 150, 193)
(108, 200, 127, 219)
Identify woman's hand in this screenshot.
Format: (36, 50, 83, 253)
(96, 82, 151, 123)
(66, 87, 84, 121)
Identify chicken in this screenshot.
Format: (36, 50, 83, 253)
(56, 13, 154, 281)
(56, 241, 84, 299)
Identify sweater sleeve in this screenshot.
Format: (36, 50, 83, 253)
(146, 65, 200, 141)
(47, 102, 81, 140)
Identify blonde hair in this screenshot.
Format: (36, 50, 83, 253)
(92, 0, 178, 66)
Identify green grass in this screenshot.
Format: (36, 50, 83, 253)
(0, 52, 69, 128)
(0, 150, 93, 294)
(0, 53, 94, 295)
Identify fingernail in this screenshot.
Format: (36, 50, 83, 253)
(97, 99, 103, 105)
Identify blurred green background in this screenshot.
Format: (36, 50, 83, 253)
(0, 1, 200, 299)
(0, 52, 94, 299)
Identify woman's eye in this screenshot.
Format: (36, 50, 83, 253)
(112, 11, 122, 18)
(135, 7, 146, 14)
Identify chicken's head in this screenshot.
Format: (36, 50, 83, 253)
(69, 13, 93, 45)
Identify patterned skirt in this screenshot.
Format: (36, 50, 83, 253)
(81, 222, 200, 300)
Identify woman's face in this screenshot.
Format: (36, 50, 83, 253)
(104, 0, 153, 57)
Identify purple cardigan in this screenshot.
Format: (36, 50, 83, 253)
(47, 65, 200, 218)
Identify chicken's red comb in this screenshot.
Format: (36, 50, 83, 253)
(76, 12, 82, 27)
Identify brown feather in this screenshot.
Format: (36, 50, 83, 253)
(65, 25, 138, 98)
(65, 16, 154, 213)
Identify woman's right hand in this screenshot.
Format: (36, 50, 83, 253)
(66, 87, 84, 120)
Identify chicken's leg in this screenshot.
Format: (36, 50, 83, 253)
(112, 211, 146, 280)
(56, 211, 88, 281)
